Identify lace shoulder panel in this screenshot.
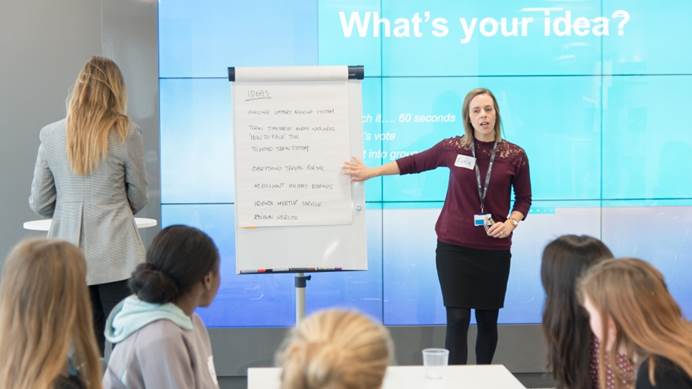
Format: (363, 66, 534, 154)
(434, 137, 526, 164)
(497, 140, 526, 160)
(440, 136, 465, 151)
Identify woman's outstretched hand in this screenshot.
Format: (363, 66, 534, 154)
(342, 157, 372, 182)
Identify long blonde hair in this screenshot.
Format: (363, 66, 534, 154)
(460, 88, 503, 147)
(0, 239, 102, 389)
(579, 258, 692, 389)
(276, 309, 393, 389)
(66, 56, 130, 175)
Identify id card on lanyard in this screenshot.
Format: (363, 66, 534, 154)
(472, 140, 498, 228)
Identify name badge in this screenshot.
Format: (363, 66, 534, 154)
(454, 154, 475, 169)
(474, 213, 493, 227)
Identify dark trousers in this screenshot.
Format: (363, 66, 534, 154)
(445, 307, 500, 365)
(89, 279, 131, 355)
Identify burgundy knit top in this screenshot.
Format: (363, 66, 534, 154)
(396, 136, 532, 251)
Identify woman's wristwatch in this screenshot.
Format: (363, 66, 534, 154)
(508, 218, 520, 228)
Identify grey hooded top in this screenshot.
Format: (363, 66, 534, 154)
(103, 296, 219, 389)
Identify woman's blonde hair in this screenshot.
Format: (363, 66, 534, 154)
(66, 56, 130, 175)
(276, 309, 393, 389)
(0, 239, 102, 389)
(460, 88, 503, 147)
(578, 258, 692, 389)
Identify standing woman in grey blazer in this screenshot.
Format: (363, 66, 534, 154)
(29, 56, 148, 353)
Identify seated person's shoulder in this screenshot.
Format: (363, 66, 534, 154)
(134, 318, 188, 345)
(637, 356, 692, 389)
(53, 375, 84, 389)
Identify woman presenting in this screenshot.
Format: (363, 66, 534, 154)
(343, 88, 531, 364)
(29, 56, 148, 353)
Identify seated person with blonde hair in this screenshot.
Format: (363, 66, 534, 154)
(0, 239, 102, 389)
(275, 309, 393, 389)
(579, 258, 692, 389)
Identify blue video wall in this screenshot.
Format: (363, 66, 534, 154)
(159, 0, 692, 326)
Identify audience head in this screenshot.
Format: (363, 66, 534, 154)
(130, 224, 220, 306)
(540, 234, 613, 389)
(276, 309, 393, 389)
(67, 56, 130, 175)
(579, 258, 692, 387)
(0, 239, 101, 389)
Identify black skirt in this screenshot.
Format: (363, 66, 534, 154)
(435, 240, 511, 309)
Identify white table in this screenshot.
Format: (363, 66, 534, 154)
(248, 365, 526, 389)
(23, 217, 157, 231)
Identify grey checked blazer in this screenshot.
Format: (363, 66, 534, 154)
(29, 119, 148, 285)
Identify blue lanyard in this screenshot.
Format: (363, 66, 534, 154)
(471, 140, 498, 214)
